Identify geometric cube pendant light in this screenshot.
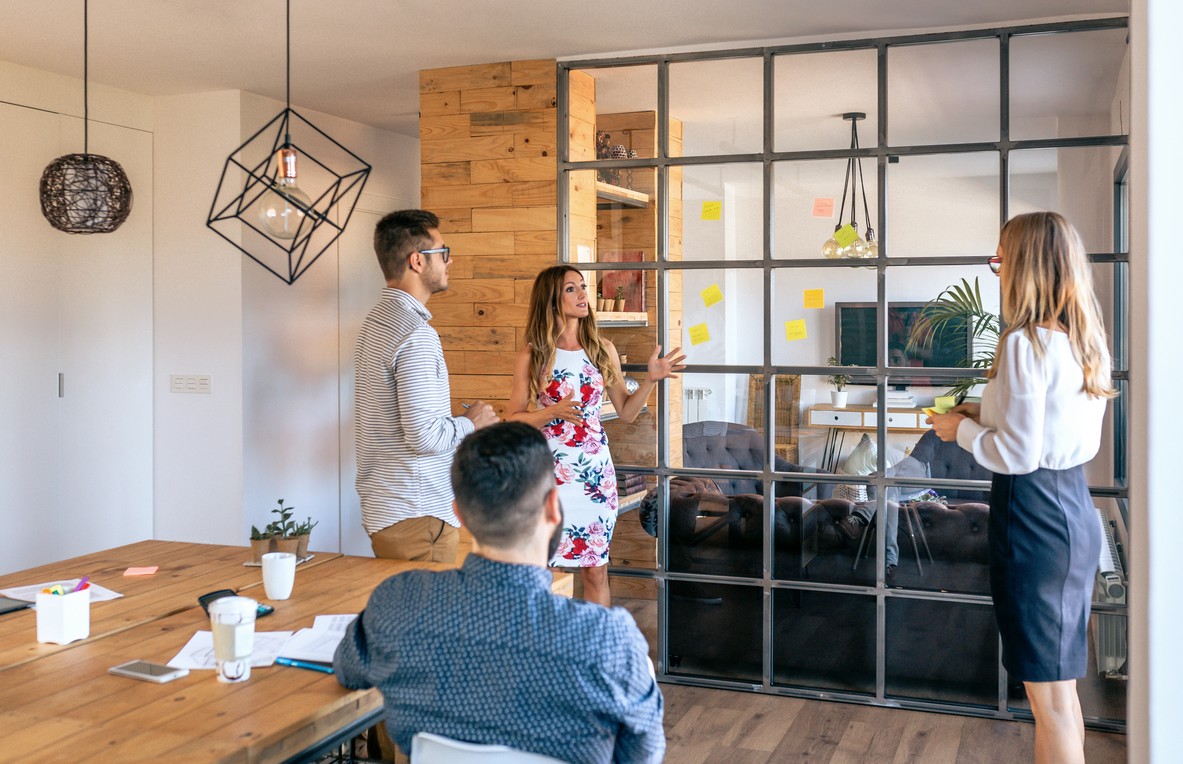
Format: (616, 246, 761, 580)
(40, 0, 134, 235)
(206, 0, 370, 285)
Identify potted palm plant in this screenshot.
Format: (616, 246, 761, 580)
(826, 356, 852, 408)
(906, 277, 1000, 401)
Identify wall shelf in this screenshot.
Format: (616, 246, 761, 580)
(595, 181, 649, 208)
(595, 311, 648, 327)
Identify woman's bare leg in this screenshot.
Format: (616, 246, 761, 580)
(581, 565, 611, 607)
(1024, 679, 1086, 764)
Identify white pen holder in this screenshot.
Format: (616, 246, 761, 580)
(36, 588, 90, 644)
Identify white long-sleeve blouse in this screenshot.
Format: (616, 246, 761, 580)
(955, 328, 1107, 475)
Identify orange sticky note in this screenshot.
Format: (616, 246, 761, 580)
(803, 289, 825, 309)
(833, 223, 858, 248)
(701, 284, 724, 308)
(812, 197, 835, 218)
(784, 319, 807, 341)
(123, 566, 158, 576)
(688, 323, 711, 345)
(701, 201, 722, 221)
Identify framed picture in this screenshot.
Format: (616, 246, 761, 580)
(599, 250, 646, 312)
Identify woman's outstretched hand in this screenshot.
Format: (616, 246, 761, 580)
(647, 345, 687, 381)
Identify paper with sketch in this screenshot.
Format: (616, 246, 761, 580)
(279, 614, 358, 663)
(0, 579, 122, 603)
(167, 630, 293, 670)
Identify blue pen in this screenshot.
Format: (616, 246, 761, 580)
(276, 656, 335, 674)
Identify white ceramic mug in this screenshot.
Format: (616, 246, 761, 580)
(261, 552, 297, 601)
(208, 596, 257, 683)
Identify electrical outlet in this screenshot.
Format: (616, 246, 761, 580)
(170, 375, 212, 394)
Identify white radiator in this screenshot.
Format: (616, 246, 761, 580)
(1092, 506, 1128, 679)
(683, 387, 711, 423)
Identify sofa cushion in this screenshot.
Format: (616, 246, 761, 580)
(908, 429, 993, 498)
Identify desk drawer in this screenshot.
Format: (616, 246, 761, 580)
(809, 409, 864, 427)
(864, 412, 919, 429)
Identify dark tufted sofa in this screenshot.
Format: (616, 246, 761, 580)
(900, 429, 993, 567)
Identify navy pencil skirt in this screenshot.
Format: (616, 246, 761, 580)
(989, 466, 1100, 682)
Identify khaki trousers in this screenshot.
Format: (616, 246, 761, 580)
(369, 516, 459, 563)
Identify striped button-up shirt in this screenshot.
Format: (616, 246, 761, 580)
(354, 288, 473, 534)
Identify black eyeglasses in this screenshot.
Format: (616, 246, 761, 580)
(988, 255, 1001, 275)
(419, 246, 450, 263)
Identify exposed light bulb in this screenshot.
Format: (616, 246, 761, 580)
(865, 230, 879, 259)
(850, 236, 869, 258)
(822, 237, 841, 259)
(258, 147, 313, 240)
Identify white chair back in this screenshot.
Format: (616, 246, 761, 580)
(410, 731, 570, 763)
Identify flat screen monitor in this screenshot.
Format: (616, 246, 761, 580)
(834, 302, 974, 384)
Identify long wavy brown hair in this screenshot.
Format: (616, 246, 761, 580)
(988, 211, 1116, 399)
(524, 266, 622, 401)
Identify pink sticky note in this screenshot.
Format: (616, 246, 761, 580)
(812, 197, 835, 218)
(123, 566, 159, 576)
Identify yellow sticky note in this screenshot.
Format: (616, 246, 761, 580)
(933, 396, 958, 414)
(701, 201, 722, 221)
(784, 319, 807, 341)
(701, 284, 724, 308)
(833, 223, 858, 248)
(688, 323, 711, 345)
(803, 289, 825, 309)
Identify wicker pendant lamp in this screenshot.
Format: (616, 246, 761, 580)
(39, 0, 134, 235)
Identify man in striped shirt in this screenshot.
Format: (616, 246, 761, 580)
(355, 209, 498, 561)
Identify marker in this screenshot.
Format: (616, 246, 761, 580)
(275, 656, 335, 675)
(461, 402, 471, 410)
(72, 576, 89, 593)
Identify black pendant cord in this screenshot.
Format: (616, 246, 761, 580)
(284, 0, 291, 146)
(83, 0, 89, 156)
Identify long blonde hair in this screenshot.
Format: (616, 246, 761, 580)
(524, 266, 622, 401)
(989, 211, 1116, 399)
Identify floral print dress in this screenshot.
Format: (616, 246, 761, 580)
(540, 348, 618, 568)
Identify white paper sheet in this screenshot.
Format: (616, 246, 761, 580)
(277, 614, 357, 663)
(167, 630, 293, 670)
(0, 579, 122, 603)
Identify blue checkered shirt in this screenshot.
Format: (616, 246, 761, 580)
(334, 555, 665, 763)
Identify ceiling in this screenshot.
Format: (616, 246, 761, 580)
(0, 1, 1127, 137)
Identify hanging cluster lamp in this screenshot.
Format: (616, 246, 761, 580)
(821, 112, 878, 260)
(40, 0, 134, 235)
(207, 0, 371, 285)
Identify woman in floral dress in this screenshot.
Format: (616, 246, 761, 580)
(507, 265, 685, 606)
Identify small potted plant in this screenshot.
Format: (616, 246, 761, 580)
(269, 499, 299, 555)
(249, 524, 274, 564)
(827, 356, 852, 408)
(293, 516, 318, 560)
(596, 288, 606, 312)
(613, 285, 627, 312)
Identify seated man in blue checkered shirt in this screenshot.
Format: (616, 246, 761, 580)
(334, 422, 665, 764)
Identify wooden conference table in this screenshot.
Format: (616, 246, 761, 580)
(0, 540, 571, 763)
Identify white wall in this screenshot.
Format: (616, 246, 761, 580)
(0, 62, 154, 574)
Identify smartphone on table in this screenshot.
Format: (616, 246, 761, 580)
(198, 589, 275, 617)
(108, 660, 190, 683)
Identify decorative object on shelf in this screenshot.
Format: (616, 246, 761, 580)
(827, 356, 852, 408)
(626, 149, 638, 190)
(207, 0, 371, 285)
(595, 129, 620, 185)
(39, 0, 133, 235)
(613, 285, 627, 312)
(599, 250, 646, 313)
(821, 112, 877, 260)
(906, 277, 1000, 401)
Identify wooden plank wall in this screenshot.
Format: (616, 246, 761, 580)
(419, 59, 559, 416)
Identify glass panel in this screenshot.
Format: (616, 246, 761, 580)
(1010, 28, 1129, 140)
(771, 266, 878, 366)
(888, 39, 1000, 146)
(886, 598, 998, 706)
(887, 152, 1001, 258)
(1010, 145, 1125, 253)
(774, 48, 878, 152)
(885, 262, 1001, 373)
(676, 267, 764, 367)
(771, 478, 877, 586)
(773, 589, 876, 694)
(667, 581, 762, 682)
(682, 163, 763, 261)
(670, 57, 764, 156)
(773, 159, 881, 260)
(566, 65, 658, 163)
(592, 167, 658, 263)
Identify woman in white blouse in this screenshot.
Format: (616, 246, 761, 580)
(930, 212, 1115, 764)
